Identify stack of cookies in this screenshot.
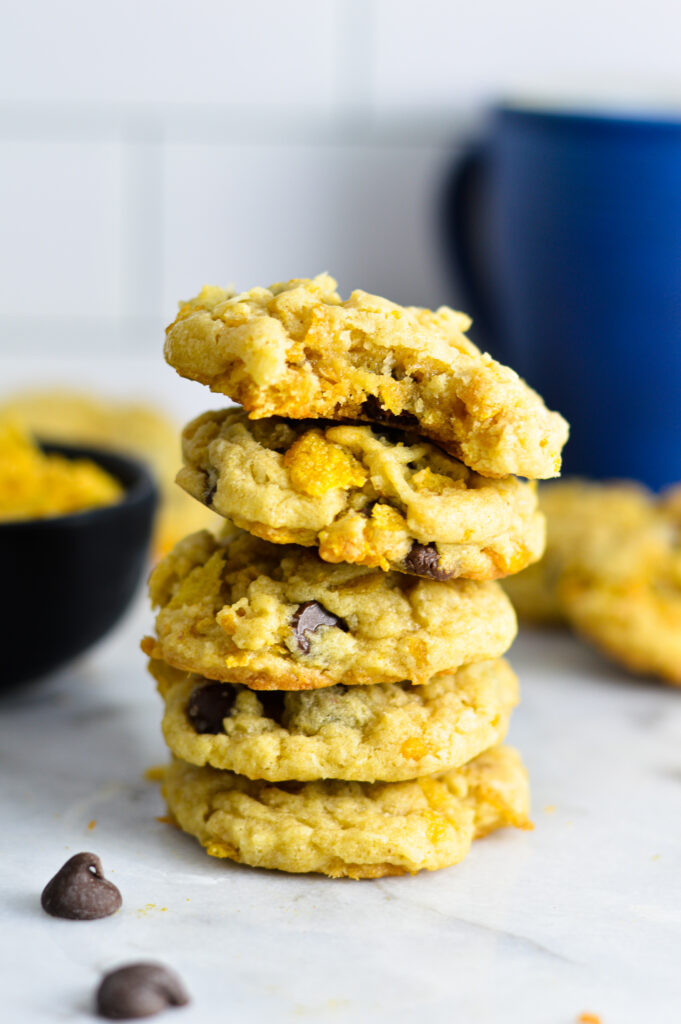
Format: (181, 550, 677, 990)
(143, 274, 569, 878)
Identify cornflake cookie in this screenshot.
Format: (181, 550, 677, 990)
(164, 275, 568, 480)
(559, 484, 681, 685)
(177, 410, 545, 580)
(151, 657, 519, 782)
(504, 480, 674, 623)
(505, 480, 681, 685)
(142, 528, 516, 690)
(161, 745, 531, 878)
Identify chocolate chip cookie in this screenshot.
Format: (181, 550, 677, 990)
(505, 479, 681, 684)
(142, 527, 517, 690)
(559, 484, 681, 684)
(161, 745, 531, 877)
(151, 657, 519, 782)
(177, 409, 545, 580)
(164, 275, 568, 480)
(503, 479, 662, 624)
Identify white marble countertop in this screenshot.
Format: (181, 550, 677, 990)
(3, 595, 680, 1024)
(1, 358, 679, 1022)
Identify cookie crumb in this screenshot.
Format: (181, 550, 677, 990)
(156, 814, 178, 828)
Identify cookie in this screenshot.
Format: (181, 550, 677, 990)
(561, 572, 681, 685)
(504, 479, 681, 684)
(161, 745, 531, 878)
(502, 479, 665, 624)
(558, 484, 681, 684)
(142, 528, 517, 690)
(150, 657, 519, 782)
(177, 409, 545, 580)
(164, 275, 568, 480)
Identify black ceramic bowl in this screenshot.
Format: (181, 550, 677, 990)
(1, 442, 158, 688)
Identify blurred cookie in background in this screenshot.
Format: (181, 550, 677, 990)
(504, 479, 681, 685)
(502, 480, 660, 625)
(0, 389, 221, 557)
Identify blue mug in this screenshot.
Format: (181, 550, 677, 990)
(443, 104, 681, 489)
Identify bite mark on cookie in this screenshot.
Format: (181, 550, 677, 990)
(361, 394, 419, 429)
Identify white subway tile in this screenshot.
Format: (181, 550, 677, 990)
(0, 0, 337, 110)
(0, 351, 228, 424)
(0, 140, 122, 318)
(371, 0, 681, 113)
(161, 140, 453, 318)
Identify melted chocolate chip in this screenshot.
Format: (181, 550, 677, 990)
(290, 601, 346, 654)
(361, 395, 418, 429)
(403, 542, 454, 581)
(41, 852, 122, 921)
(187, 684, 236, 734)
(96, 962, 189, 1020)
(257, 690, 287, 724)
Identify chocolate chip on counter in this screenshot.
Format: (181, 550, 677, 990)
(187, 684, 236, 734)
(96, 962, 189, 1020)
(404, 542, 454, 581)
(40, 852, 122, 921)
(291, 601, 347, 654)
(361, 395, 418, 429)
(257, 690, 287, 724)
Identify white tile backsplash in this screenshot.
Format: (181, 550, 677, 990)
(2, 0, 681, 357)
(162, 140, 454, 317)
(0, 0, 338, 110)
(373, 0, 681, 112)
(118, 137, 165, 318)
(0, 140, 123, 318)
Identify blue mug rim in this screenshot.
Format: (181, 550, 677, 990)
(494, 102, 681, 134)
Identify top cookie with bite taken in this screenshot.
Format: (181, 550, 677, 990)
(164, 274, 569, 480)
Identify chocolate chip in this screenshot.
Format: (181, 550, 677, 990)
(361, 395, 418, 429)
(187, 684, 236, 733)
(403, 542, 454, 581)
(257, 690, 287, 724)
(290, 601, 346, 654)
(41, 852, 122, 921)
(96, 962, 189, 1020)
